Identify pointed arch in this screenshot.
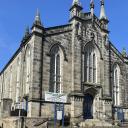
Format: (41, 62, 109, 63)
(112, 62, 122, 75)
(83, 41, 103, 59)
(24, 44, 31, 61)
(16, 58, 20, 102)
(113, 63, 120, 106)
(83, 87, 99, 119)
(84, 87, 99, 97)
(83, 41, 101, 83)
(48, 43, 68, 61)
(24, 44, 31, 95)
(49, 45, 64, 93)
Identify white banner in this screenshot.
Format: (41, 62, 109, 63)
(45, 92, 67, 103)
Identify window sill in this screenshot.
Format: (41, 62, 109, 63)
(82, 82, 101, 88)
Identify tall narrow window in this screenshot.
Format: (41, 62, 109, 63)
(50, 45, 63, 93)
(84, 44, 97, 83)
(16, 59, 20, 102)
(93, 54, 96, 83)
(56, 55, 60, 93)
(4, 74, 7, 98)
(89, 52, 92, 82)
(50, 54, 55, 92)
(9, 67, 12, 99)
(84, 52, 88, 82)
(25, 48, 31, 94)
(113, 64, 120, 106)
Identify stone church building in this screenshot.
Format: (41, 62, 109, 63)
(0, 0, 128, 127)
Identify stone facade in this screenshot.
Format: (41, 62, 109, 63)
(0, 0, 128, 127)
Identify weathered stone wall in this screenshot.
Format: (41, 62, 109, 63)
(0, 117, 19, 128)
(24, 117, 48, 128)
(42, 27, 72, 94)
(109, 44, 127, 106)
(41, 26, 72, 117)
(0, 36, 36, 117)
(0, 117, 48, 128)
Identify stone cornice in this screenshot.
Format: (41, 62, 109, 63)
(45, 24, 72, 36)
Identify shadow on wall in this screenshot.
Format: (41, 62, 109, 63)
(11, 109, 27, 117)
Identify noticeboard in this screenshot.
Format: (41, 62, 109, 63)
(45, 92, 67, 103)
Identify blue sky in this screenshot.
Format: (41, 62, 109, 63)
(0, 0, 128, 71)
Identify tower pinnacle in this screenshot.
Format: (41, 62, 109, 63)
(90, 0, 94, 16)
(69, 0, 83, 20)
(122, 48, 127, 57)
(34, 9, 42, 26)
(24, 26, 29, 38)
(21, 26, 30, 46)
(72, 0, 80, 6)
(99, 0, 109, 32)
(100, 0, 107, 20)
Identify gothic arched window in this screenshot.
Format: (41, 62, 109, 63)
(50, 45, 64, 93)
(16, 58, 20, 102)
(113, 64, 120, 106)
(84, 44, 97, 83)
(93, 54, 96, 83)
(25, 46, 31, 95)
(9, 67, 12, 99)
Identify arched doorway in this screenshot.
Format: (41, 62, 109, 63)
(83, 93, 94, 119)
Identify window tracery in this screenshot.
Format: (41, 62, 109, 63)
(113, 64, 120, 106)
(84, 44, 97, 83)
(50, 45, 64, 93)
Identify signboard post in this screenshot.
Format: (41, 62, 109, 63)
(45, 92, 67, 128)
(54, 103, 57, 128)
(62, 104, 64, 128)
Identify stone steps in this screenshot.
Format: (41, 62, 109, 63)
(120, 122, 128, 128)
(78, 119, 114, 127)
(48, 120, 70, 128)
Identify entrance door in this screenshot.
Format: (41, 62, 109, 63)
(83, 94, 93, 119)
